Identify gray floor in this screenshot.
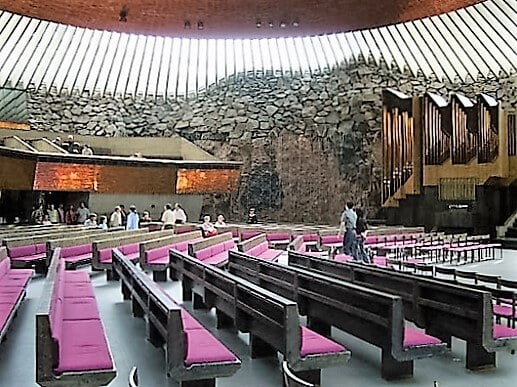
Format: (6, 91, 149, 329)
(2, 252, 517, 387)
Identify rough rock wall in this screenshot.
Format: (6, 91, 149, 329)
(28, 61, 517, 223)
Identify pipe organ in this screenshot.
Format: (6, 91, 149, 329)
(381, 89, 414, 203)
(509, 112, 517, 157)
(450, 94, 477, 165)
(477, 94, 499, 163)
(423, 93, 450, 165)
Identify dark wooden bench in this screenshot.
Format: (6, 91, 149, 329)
(139, 230, 203, 281)
(228, 251, 446, 380)
(36, 248, 116, 386)
(0, 247, 33, 343)
(112, 249, 241, 387)
(288, 251, 517, 371)
(237, 233, 283, 262)
(92, 229, 169, 280)
(187, 232, 236, 267)
(170, 249, 350, 385)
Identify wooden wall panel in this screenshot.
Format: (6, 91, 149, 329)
(176, 168, 240, 194)
(0, 155, 35, 190)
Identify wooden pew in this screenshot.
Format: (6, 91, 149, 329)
(112, 249, 241, 386)
(237, 233, 283, 262)
(170, 249, 350, 384)
(228, 251, 446, 380)
(139, 231, 203, 281)
(0, 247, 33, 343)
(187, 232, 235, 267)
(92, 229, 170, 280)
(36, 248, 116, 386)
(288, 251, 517, 371)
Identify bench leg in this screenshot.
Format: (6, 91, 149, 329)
(426, 328, 452, 349)
(132, 298, 145, 318)
(466, 342, 496, 370)
(169, 267, 178, 281)
(250, 334, 277, 358)
(147, 320, 164, 347)
(153, 270, 167, 282)
(106, 269, 120, 281)
(182, 282, 192, 302)
(181, 379, 215, 387)
(381, 350, 413, 380)
(307, 316, 331, 337)
(35, 262, 47, 276)
(121, 282, 131, 300)
(216, 310, 233, 329)
(193, 293, 208, 310)
(291, 369, 321, 386)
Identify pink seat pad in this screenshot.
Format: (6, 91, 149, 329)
(99, 249, 112, 263)
(0, 277, 28, 288)
(493, 304, 515, 317)
(64, 271, 90, 283)
(300, 327, 346, 356)
(494, 324, 517, 339)
(125, 252, 140, 261)
(0, 292, 20, 305)
(10, 253, 46, 262)
(403, 328, 442, 348)
(184, 329, 238, 366)
(334, 254, 353, 262)
(0, 304, 14, 331)
(63, 298, 100, 321)
(62, 253, 92, 263)
(201, 252, 228, 266)
(119, 243, 139, 255)
(63, 283, 95, 298)
(4, 270, 33, 283)
(55, 319, 113, 373)
(257, 249, 283, 261)
(0, 286, 24, 299)
(181, 309, 205, 331)
(147, 246, 171, 264)
(8, 245, 36, 259)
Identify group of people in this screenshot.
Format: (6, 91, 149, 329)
(339, 202, 370, 263)
(53, 135, 93, 155)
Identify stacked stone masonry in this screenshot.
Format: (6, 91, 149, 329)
(28, 61, 517, 223)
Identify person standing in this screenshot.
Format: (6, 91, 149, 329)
(48, 204, 59, 224)
(161, 203, 175, 230)
(57, 204, 65, 223)
(119, 204, 127, 225)
(65, 205, 77, 225)
(339, 202, 357, 255)
(351, 208, 369, 263)
(172, 203, 187, 224)
(126, 205, 139, 230)
(109, 206, 122, 227)
(76, 202, 90, 224)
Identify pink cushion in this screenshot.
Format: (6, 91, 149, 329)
(267, 233, 290, 242)
(0, 259, 10, 278)
(61, 244, 92, 259)
(35, 243, 46, 254)
(321, 235, 341, 245)
(202, 253, 228, 266)
(63, 283, 95, 298)
(0, 292, 21, 304)
(195, 247, 213, 261)
(64, 271, 90, 283)
(173, 242, 189, 252)
(300, 327, 346, 356)
(62, 253, 92, 263)
(55, 319, 113, 373)
(211, 243, 225, 256)
(302, 234, 318, 242)
(224, 240, 235, 250)
(8, 245, 36, 259)
(365, 236, 378, 244)
(4, 271, 32, 285)
(241, 231, 261, 241)
(0, 277, 28, 288)
(125, 252, 140, 261)
(181, 309, 204, 331)
(493, 324, 517, 339)
(99, 248, 113, 263)
(258, 249, 283, 261)
(493, 304, 515, 317)
(9, 253, 46, 262)
(63, 298, 99, 320)
(0, 304, 14, 331)
(232, 230, 239, 238)
(120, 243, 139, 255)
(403, 328, 442, 348)
(184, 329, 237, 366)
(334, 254, 353, 262)
(147, 246, 171, 264)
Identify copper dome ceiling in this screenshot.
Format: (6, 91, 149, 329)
(0, 0, 484, 38)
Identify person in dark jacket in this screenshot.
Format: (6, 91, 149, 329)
(351, 208, 370, 263)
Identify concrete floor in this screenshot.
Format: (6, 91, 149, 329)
(2, 251, 517, 386)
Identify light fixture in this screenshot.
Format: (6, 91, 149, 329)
(197, 21, 204, 30)
(184, 21, 191, 29)
(293, 20, 299, 27)
(268, 21, 274, 28)
(256, 20, 262, 28)
(119, 5, 128, 22)
(280, 21, 286, 28)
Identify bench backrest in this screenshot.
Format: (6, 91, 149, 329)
(188, 232, 234, 257)
(237, 233, 267, 253)
(213, 225, 239, 238)
(139, 231, 203, 267)
(0, 247, 9, 278)
(1, 225, 90, 242)
(288, 251, 493, 347)
(229, 251, 405, 352)
(173, 223, 199, 234)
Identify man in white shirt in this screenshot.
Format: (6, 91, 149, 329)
(109, 206, 122, 227)
(339, 202, 357, 255)
(161, 203, 175, 230)
(76, 202, 90, 224)
(173, 203, 187, 224)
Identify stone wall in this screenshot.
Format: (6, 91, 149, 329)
(27, 61, 517, 223)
